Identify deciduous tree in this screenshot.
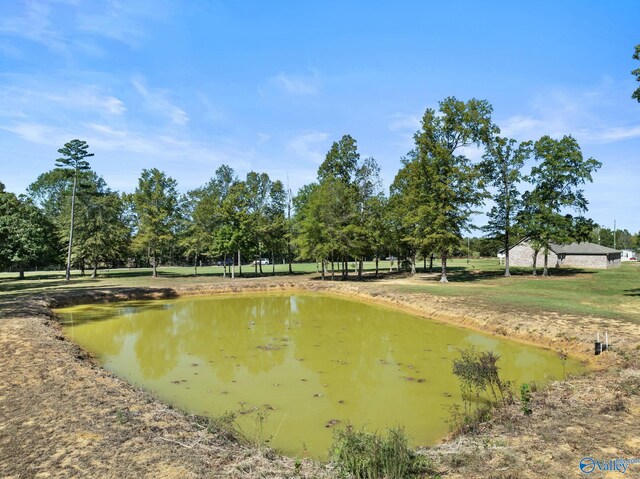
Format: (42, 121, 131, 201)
(520, 135, 601, 276)
(480, 137, 532, 276)
(391, 97, 496, 282)
(0, 192, 57, 279)
(132, 168, 181, 277)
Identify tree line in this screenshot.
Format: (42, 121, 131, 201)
(1, 96, 638, 281)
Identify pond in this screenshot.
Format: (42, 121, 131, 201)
(56, 292, 583, 458)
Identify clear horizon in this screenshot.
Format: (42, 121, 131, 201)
(1, 1, 639, 232)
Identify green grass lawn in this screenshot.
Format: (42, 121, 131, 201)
(393, 259, 640, 323)
(1, 259, 638, 323)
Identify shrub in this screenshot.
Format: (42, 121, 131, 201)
(519, 383, 532, 415)
(452, 347, 510, 409)
(329, 425, 434, 479)
(450, 347, 512, 435)
(204, 411, 246, 443)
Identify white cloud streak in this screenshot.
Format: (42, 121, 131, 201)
(269, 70, 320, 95)
(286, 131, 329, 164)
(132, 77, 189, 125)
(387, 113, 420, 132)
(497, 82, 640, 145)
(0, 0, 169, 56)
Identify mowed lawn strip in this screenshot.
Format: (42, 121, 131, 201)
(392, 259, 640, 323)
(1, 259, 638, 323)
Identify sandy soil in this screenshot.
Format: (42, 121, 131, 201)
(1, 274, 639, 478)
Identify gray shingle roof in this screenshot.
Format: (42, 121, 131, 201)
(549, 242, 620, 255)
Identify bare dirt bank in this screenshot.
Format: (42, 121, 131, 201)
(2, 274, 640, 478)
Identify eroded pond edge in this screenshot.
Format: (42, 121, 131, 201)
(5, 276, 635, 478)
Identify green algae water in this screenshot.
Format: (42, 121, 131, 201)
(57, 292, 583, 457)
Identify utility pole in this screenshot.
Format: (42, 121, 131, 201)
(614, 219, 617, 250)
(467, 237, 470, 263)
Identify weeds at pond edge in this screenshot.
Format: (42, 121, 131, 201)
(329, 424, 438, 479)
(519, 384, 532, 416)
(200, 411, 248, 444)
(448, 347, 517, 436)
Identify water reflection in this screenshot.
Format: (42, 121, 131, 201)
(58, 293, 583, 457)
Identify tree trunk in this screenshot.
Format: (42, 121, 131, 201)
(375, 256, 379, 277)
(331, 252, 335, 280)
(321, 259, 325, 280)
(440, 253, 448, 283)
(423, 256, 427, 273)
(194, 254, 198, 276)
(238, 250, 242, 277)
(504, 231, 511, 277)
(543, 247, 549, 277)
(357, 258, 363, 280)
(91, 261, 98, 278)
(410, 255, 416, 275)
(429, 254, 434, 273)
(65, 173, 77, 281)
(231, 254, 235, 279)
(532, 249, 538, 276)
(254, 259, 258, 276)
(19, 267, 24, 280)
(272, 253, 276, 276)
(152, 253, 158, 277)
(80, 258, 85, 276)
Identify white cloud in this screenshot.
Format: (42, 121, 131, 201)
(499, 115, 545, 138)
(269, 70, 320, 95)
(591, 125, 640, 142)
(458, 145, 484, 162)
(0, 122, 72, 146)
(76, 1, 156, 47)
(388, 113, 420, 132)
(132, 77, 189, 125)
(496, 81, 640, 145)
(0, 0, 169, 57)
(286, 131, 329, 164)
(0, 83, 126, 118)
(0, 1, 68, 54)
(53, 88, 126, 115)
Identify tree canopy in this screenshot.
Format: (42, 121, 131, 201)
(632, 44, 640, 102)
(0, 96, 616, 281)
(480, 136, 532, 276)
(519, 135, 601, 275)
(132, 168, 182, 277)
(391, 97, 497, 282)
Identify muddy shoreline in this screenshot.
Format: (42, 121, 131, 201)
(2, 274, 639, 478)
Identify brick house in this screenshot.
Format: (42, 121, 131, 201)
(500, 239, 621, 269)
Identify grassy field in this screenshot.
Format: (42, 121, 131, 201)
(1, 259, 638, 323)
(392, 259, 640, 323)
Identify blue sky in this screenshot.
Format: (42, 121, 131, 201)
(1, 0, 639, 232)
